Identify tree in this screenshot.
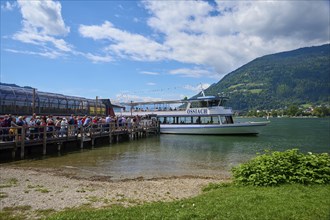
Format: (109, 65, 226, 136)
(287, 105, 299, 116)
(313, 106, 330, 117)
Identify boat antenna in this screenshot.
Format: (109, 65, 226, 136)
(200, 83, 205, 97)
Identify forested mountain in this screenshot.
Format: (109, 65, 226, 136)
(204, 44, 330, 111)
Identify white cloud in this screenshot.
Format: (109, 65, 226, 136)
(144, 0, 330, 74)
(8, 0, 329, 71)
(169, 67, 220, 79)
(116, 93, 163, 103)
(13, 32, 72, 52)
(9, 0, 112, 64)
(133, 17, 140, 23)
(83, 53, 113, 63)
(140, 71, 160, 75)
(10, 0, 72, 58)
(79, 21, 170, 61)
(229, 1, 329, 42)
(1, 1, 16, 11)
(5, 48, 63, 59)
(183, 83, 211, 93)
(146, 82, 156, 86)
(78, 1, 329, 75)
(17, 0, 70, 36)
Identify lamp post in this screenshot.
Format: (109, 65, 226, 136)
(96, 96, 98, 116)
(32, 88, 36, 115)
(130, 100, 133, 116)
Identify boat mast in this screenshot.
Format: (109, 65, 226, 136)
(200, 83, 205, 97)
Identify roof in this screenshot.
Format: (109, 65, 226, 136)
(120, 96, 229, 107)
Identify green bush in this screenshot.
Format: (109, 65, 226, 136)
(231, 149, 330, 186)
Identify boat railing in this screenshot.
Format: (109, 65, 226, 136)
(123, 107, 186, 113)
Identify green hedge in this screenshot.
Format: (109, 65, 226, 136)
(232, 149, 330, 186)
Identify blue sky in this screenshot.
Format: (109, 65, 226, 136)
(1, 0, 329, 104)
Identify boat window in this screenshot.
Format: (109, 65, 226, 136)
(189, 99, 223, 108)
(221, 116, 234, 124)
(158, 117, 167, 124)
(200, 116, 220, 124)
(211, 116, 220, 124)
(220, 99, 227, 106)
(167, 117, 174, 124)
(178, 117, 193, 124)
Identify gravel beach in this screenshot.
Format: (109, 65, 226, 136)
(0, 166, 226, 217)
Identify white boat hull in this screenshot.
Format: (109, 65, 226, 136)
(160, 121, 269, 135)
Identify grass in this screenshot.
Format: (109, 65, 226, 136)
(0, 206, 32, 220)
(249, 89, 263, 94)
(0, 191, 8, 199)
(0, 178, 19, 188)
(228, 83, 244, 89)
(27, 184, 50, 193)
(46, 183, 330, 220)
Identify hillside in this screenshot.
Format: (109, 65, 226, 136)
(204, 44, 330, 110)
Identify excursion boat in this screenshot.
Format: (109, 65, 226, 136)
(119, 94, 269, 135)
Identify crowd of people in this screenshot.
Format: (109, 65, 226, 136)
(0, 114, 148, 142)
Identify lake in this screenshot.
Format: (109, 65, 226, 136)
(6, 118, 330, 180)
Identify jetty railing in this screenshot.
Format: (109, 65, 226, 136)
(0, 119, 159, 160)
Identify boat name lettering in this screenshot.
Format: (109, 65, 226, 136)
(186, 109, 208, 114)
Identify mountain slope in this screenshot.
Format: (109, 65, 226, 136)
(204, 44, 330, 110)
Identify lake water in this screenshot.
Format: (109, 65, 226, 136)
(6, 118, 330, 180)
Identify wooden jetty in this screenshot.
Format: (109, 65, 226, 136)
(0, 120, 159, 160)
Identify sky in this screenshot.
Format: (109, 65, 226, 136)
(1, 0, 329, 104)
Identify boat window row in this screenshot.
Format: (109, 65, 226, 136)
(158, 116, 233, 125)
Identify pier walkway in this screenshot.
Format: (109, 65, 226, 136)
(0, 120, 159, 160)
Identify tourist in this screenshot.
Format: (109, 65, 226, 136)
(68, 114, 75, 136)
(121, 116, 126, 127)
(1, 115, 11, 141)
(60, 117, 68, 137)
(39, 118, 47, 139)
(105, 115, 111, 131)
(77, 116, 83, 134)
(28, 117, 37, 140)
(54, 117, 61, 137)
(9, 116, 18, 141)
(47, 116, 55, 138)
(16, 116, 24, 141)
(83, 116, 91, 127)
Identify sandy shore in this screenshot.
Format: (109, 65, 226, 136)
(0, 166, 226, 216)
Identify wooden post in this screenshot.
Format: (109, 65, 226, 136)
(109, 132, 112, 144)
(57, 143, 62, 152)
(109, 123, 113, 144)
(43, 126, 47, 155)
(80, 127, 84, 149)
(12, 147, 16, 160)
(20, 127, 25, 159)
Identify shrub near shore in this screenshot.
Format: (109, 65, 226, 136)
(232, 149, 330, 186)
